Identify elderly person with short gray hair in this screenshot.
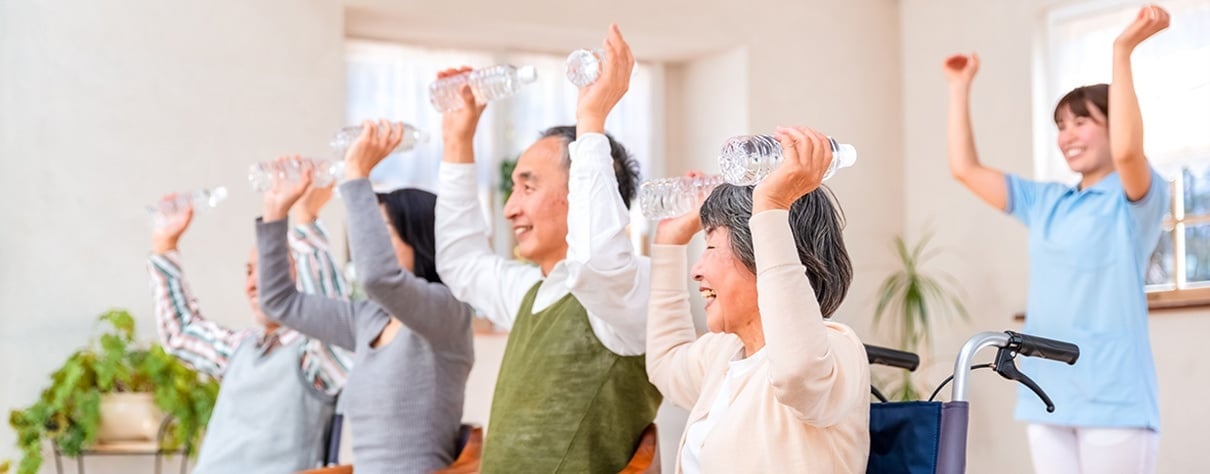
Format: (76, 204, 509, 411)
(646, 125, 870, 473)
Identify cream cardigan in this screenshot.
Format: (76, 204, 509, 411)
(646, 209, 870, 473)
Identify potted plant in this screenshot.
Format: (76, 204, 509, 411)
(7, 309, 219, 474)
(873, 233, 970, 401)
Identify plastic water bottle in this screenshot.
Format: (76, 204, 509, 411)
(639, 175, 726, 220)
(429, 65, 539, 113)
(566, 48, 605, 88)
(329, 122, 429, 156)
(718, 134, 856, 186)
(147, 186, 228, 227)
(248, 158, 343, 192)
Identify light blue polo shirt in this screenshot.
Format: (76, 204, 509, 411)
(1006, 169, 1168, 431)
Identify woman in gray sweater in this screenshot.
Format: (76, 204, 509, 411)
(256, 121, 474, 473)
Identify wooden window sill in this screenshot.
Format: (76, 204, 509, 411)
(1013, 287, 1210, 321)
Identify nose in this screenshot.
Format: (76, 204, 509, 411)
(503, 192, 521, 220)
(691, 259, 704, 282)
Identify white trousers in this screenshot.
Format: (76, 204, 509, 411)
(1027, 423, 1159, 474)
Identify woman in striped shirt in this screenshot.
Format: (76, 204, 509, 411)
(148, 185, 353, 473)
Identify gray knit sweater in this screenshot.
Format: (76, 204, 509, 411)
(257, 179, 474, 473)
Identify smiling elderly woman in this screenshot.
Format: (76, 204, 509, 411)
(646, 125, 870, 473)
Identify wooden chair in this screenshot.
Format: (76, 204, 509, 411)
(299, 465, 352, 474)
(619, 423, 660, 474)
(435, 423, 659, 474)
(435, 423, 483, 474)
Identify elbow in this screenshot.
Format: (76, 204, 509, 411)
(949, 163, 972, 183)
(361, 276, 402, 302)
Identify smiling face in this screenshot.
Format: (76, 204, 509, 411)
(503, 136, 570, 274)
(1056, 102, 1112, 176)
(692, 227, 760, 334)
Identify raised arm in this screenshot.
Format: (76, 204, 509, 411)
(564, 24, 649, 354)
(943, 53, 1008, 210)
(289, 181, 351, 299)
(752, 127, 870, 426)
(257, 157, 361, 351)
(1111, 5, 1170, 201)
(435, 69, 542, 328)
(338, 121, 473, 349)
(287, 185, 354, 395)
(148, 202, 246, 378)
(645, 184, 717, 408)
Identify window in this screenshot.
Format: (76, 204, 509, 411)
(1038, 0, 1210, 305)
(343, 40, 660, 255)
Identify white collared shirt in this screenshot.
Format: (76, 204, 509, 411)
(435, 133, 650, 356)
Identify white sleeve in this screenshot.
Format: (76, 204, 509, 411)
(564, 133, 649, 355)
(435, 161, 543, 329)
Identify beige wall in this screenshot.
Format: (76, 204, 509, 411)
(0, 0, 346, 471)
(900, 0, 1210, 472)
(10, 0, 1203, 473)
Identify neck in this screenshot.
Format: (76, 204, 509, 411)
(1079, 165, 1114, 190)
(734, 318, 766, 358)
(536, 248, 568, 276)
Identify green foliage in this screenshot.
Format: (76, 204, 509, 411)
(499, 158, 518, 202)
(873, 233, 970, 401)
(8, 309, 219, 474)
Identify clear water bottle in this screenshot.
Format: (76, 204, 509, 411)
(718, 134, 857, 186)
(639, 175, 726, 220)
(329, 122, 430, 156)
(566, 48, 605, 88)
(248, 158, 343, 192)
(429, 65, 539, 113)
(147, 186, 228, 227)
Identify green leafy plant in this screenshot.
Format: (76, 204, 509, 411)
(499, 158, 518, 202)
(8, 309, 219, 474)
(874, 233, 970, 401)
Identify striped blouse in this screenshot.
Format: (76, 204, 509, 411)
(148, 221, 353, 397)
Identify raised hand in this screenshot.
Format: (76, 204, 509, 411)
(654, 170, 708, 245)
(576, 24, 636, 135)
(439, 66, 487, 152)
(263, 156, 314, 222)
(151, 194, 193, 254)
(942, 53, 979, 88)
(1115, 5, 1170, 52)
(753, 126, 835, 213)
(345, 119, 405, 180)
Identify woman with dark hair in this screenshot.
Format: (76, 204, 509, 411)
(376, 188, 441, 284)
(646, 125, 870, 473)
(943, 6, 1170, 473)
(255, 120, 474, 473)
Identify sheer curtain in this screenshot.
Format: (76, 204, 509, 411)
(344, 40, 659, 251)
(1036, 0, 1210, 181)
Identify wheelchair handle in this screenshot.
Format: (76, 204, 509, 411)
(1007, 331, 1079, 365)
(950, 331, 1080, 403)
(864, 344, 920, 372)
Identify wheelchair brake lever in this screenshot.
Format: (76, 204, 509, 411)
(994, 347, 1056, 413)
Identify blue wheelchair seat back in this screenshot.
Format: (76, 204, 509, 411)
(868, 400, 969, 474)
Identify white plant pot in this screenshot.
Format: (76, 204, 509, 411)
(97, 392, 164, 443)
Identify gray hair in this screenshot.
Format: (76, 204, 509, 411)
(699, 184, 852, 318)
(538, 125, 641, 209)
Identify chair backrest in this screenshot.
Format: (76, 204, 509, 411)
(436, 423, 483, 474)
(435, 422, 659, 474)
(618, 423, 660, 474)
(323, 413, 344, 466)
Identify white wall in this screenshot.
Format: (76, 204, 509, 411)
(0, 0, 346, 470)
(27, 0, 1206, 472)
(900, 0, 1210, 472)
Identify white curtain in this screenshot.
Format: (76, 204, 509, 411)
(1038, 0, 1210, 181)
(344, 40, 658, 249)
